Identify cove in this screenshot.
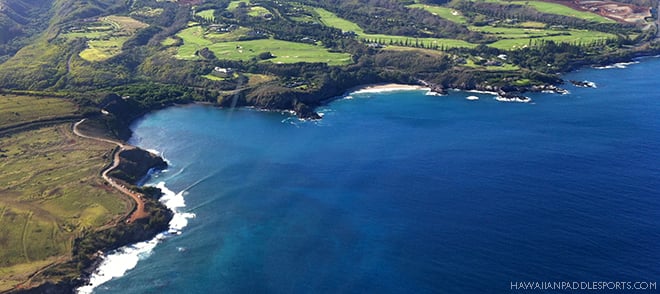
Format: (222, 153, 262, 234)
(89, 57, 660, 293)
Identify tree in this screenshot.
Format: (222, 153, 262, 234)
(258, 51, 275, 60)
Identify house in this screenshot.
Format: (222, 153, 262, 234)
(300, 37, 316, 44)
(213, 67, 235, 78)
(484, 60, 503, 66)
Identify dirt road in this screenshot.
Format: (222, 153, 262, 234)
(73, 119, 147, 222)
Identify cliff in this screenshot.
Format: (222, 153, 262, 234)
(108, 148, 168, 184)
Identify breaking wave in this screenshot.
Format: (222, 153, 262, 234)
(76, 181, 195, 293)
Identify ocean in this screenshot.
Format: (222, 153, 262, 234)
(81, 57, 660, 293)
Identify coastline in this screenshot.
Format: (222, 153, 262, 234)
(7, 54, 659, 294)
(345, 83, 428, 95)
(9, 122, 172, 294)
(74, 54, 659, 291)
(77, 182, 194, 294)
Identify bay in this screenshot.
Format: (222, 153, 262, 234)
(91, 57, 660, 293)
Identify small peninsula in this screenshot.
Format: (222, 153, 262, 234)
(1, 0, 659, 291)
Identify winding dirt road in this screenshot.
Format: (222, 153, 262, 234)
(73, 119, 148, 222)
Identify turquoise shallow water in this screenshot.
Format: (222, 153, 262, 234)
(92, 58, 659, 293)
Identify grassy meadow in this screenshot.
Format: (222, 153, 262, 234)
(401, 3, 614, 50)
(227, 0, 250, 11)
(0, 95, 78, 129)
(196, 9, 216, 21)
(60, 15, 148, 62)
(407, 4, 468, 24)
(175, 24, 353, 65)
(481, 0, 616, 23)
(247, 6, 271, 17)
(0, 125, 129, 291)
(314, 8, 477, 49)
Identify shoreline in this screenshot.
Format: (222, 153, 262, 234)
(72, 56, 660, 291)
(8, 53, 659, 293)
(77, 182, 194, 294)
(345, 83, 428, 95)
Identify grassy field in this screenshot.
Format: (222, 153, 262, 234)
(469, 26, 553, 38)
(479, 0, 615, 23)
(462, 58, 521, 71)
(407, 4, 468, 24)
(60, 15, 148, 62)
(0, 125, 129, 291)
(314, 8, 364, 33)
(489, 29, 614, 49)
(227, 0, 250, 11)
(403, 4, 615, 50)
(175, 24, 353, 65)
(247, 6, 271, 17)
(314, 8, 477, 49)
(206, 27, 253, 42)
(519, 21, 547, 28)
(195, 9, 215, 21)
(0, 95, 78, 129)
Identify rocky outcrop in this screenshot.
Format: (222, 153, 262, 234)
(108, 148, 167, 184)
(570, 80, 597, 88)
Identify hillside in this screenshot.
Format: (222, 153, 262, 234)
(0, 0, 657, 115)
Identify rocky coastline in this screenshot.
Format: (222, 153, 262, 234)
(10, 146, 172, 294)
(8, 53, 657, 293)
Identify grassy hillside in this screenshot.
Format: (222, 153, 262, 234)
(405, 3, 617, 50)
(60, 15, 149, 62)
(314, 8, 478, 49)
(0, 0, 54, 61)
(0, 124, 128, 291)
(174, 23, 353, 65)
(475, 0, 616, 23)
(0, 94, 79, 128)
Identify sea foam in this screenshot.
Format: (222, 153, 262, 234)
(76, 181, 195, 293)
(594, 61, 639, 69)
(349, 85, 426, 95)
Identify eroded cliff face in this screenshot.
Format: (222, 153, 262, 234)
(109, 148, 168, 184)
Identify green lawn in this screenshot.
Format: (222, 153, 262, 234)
(175, 25, 353, 65)
(247, 6, 271, 17)
(227, 0, 250, 11)
(195, 9, 215, 21)
(407, 4, 468, 24)
(462, 58, 521, 71)
(469, 25, 553, 38)
(314, 8, 477, 49)
(519, 21, 547, 28)
(0, 125, 128, 291)
(489, 29, 614, 49)
(314, 8, 364, 33)
(206, 27, 253, 42)
(516, 0, 615, 23)
(161, 37, 179, 46)
(59, 15, 148, 62)
(79, 39, 126, 61)
(0, 95, 78, 129)
(399, 4, 614, 50)
(480, 0, 615, 23)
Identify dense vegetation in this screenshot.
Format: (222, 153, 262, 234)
(1, 0, 658, 117)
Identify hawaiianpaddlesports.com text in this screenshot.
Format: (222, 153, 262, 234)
(510, 281, 656, 291)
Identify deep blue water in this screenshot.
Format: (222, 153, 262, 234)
(96, 58, 659, 293)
